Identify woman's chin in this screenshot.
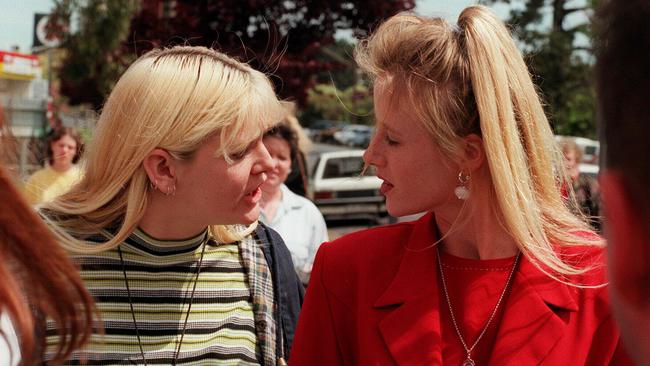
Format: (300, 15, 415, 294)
(241, 208, 261, 226)
(54, 159, 74, 169)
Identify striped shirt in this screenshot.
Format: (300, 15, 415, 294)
(46, 228, 261, 365)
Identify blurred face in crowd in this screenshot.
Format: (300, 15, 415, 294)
(262, 135, 292, 191)
(563, 150, 580, 181)
(50, 134, 77, 170)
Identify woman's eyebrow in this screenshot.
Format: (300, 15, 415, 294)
(382, 122, 403, 137)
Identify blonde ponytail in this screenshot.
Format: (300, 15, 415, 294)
(458, 6, 601, 279)
(356, 6, 602, 283)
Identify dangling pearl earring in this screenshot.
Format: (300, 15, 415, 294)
(454, 170, 471, 200)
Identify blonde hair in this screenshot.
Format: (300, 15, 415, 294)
(559, 137, 583, 163)
(42, 46, 284, 253)
(355, 6, 602, 280)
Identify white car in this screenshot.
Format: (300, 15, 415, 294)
(309, 150, 386, 219)
(333, 125, 374, 147)
(556, 135, 600, 165)
(579, 163, 599, 179)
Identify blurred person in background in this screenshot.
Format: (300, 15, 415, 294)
(0, 105, 95, 365)
(291, 6, 631, 365)
(281, 103, 312, 197)
(559, 137, 601, 231)
(23, 126, 84, 205)
(596, 0, 650, 364)
(40, 46, 303, 365)
(260, 114, 328, 285)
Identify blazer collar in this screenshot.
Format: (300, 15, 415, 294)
(373, 212, 443, 365)
(373, 212, 580, 365)
(489, 255, 579, 364)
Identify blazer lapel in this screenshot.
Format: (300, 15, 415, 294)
(489, 256, 579, 365)
(374, 213, 444, 366)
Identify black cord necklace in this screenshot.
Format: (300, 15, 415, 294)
(117, 240, 208, 366)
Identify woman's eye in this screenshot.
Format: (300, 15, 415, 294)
(385, 135, 399, 146)
(231, 147, 250, 160)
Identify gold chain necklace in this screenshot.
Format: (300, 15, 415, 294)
(118, 240, 208, 366)
(436, 246, 521, 366)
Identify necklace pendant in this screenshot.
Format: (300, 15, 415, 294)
(462, 357, 476, 366)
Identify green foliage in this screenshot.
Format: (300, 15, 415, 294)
(50, 0, 414, 110)
(51, 0, 140, 109)
(301, 83, 373, 126)
(315, 39, 358, 90)
(481, 0, 597, 138)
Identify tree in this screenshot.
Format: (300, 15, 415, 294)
(301, 83, 373, 125)
(315, 39, 358, 91)
(480, 0, 598, 138)
(51, 0, 414, 110)
(49, 0, 140, 109)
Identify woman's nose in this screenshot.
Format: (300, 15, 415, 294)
(363, 134, 382, 168)
(254, 140, 275, 174)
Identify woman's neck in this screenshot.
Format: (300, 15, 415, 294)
(434, 178, 519, 260)
(139, 195, 208, 240)
(436, 215, 519, 260)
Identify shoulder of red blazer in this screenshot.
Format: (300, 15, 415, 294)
(313, 213, 436, 303)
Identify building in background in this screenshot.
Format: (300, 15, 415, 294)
(0, 49, 49, 176)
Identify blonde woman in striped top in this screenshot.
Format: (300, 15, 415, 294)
(41, 46, 304, 365)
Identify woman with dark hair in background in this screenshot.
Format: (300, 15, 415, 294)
(0, 105, 95, 365)
(23, 126, 84, 205)
(260, 115, 328, 285)
(281, 103, 312, 197)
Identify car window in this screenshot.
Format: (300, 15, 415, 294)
(584, 146, 597, 155)
(322, 156, 376, 179)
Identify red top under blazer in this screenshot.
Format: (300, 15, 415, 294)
(290, 213, 631, 365)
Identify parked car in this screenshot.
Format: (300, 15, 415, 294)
(556, 135, 600, 165)
(333, 124, 374, 147)
(579, 163, 599, 179)
(310, 150, 386, 220)
(308, 120, 344, 144)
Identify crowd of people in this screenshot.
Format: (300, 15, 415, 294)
(0, 0, 647, 365)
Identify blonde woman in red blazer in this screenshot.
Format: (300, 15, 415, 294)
(290, 6, 631, 366)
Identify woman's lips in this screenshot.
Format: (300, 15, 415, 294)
(244, 187, 263, 204)
(380, 181, 394, 195)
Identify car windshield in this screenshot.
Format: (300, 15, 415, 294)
(322, 157, 376, 179)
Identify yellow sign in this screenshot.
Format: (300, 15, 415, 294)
(0, 51, 41, 80)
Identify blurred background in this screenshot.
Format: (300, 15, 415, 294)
(0, 0, 600, 237)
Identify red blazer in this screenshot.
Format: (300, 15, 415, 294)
(290, 213, 631, 365)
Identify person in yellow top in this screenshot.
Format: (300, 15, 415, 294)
(24, 126, 83, 205)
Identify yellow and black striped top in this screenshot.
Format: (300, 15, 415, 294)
(45, 228, 260, 365)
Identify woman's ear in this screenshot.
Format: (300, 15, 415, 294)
(460, 133, 485, 171)
(143, 148, 177, 195)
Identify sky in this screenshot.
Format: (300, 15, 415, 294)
(0, 0, 513, 53)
